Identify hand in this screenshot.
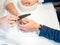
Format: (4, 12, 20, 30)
(0, 15, 19, 27)
(7, 15, 19, 27)
(18, 18, 40, 32)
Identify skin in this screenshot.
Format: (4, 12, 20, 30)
(18, 18, 40, 32)
(21, 0, 38, 6)
(6, 3, 20, 16)
(0, 15, 19, 27)
(1, 1, 20, 27)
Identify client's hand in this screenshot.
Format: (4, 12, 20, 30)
(18, 18, 40, 32)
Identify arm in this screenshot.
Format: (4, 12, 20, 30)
(44, 0, 60, 3)
(39, 25, 60, 43)
(5, 0, 20, 16)
(18, 18, 60, 43)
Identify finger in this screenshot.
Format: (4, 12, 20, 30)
(22, 18, 33, 23)
(18, 23, 24, 28)
(20, 27, 29, 32)
(8, 15, 19, 21)
(18, 20, 25, 25)
(22, 18, 29, 22)
(22, 20, 28, 24)
(8, 20, 15, 27)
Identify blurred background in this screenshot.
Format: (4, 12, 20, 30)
(43, 0, 60, 24)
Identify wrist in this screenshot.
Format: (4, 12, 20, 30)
(36, 23, 40, 30)
(36, 24, 42, 35)
(38, 24, 42, 30)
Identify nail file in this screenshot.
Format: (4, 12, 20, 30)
(11, 13, 31, 21)
(18, 13, 31, 20)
